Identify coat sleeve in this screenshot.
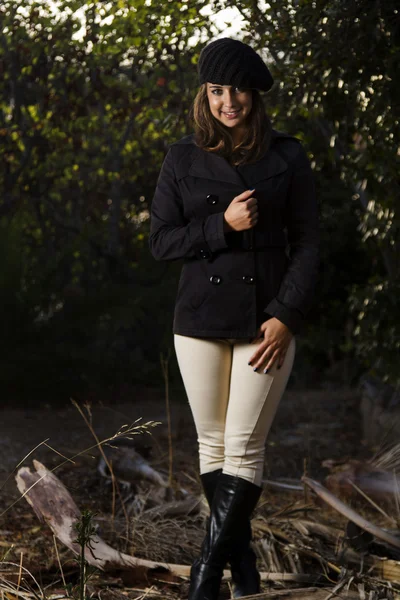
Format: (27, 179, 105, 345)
(263, 142, 320, 335)
(148, 146, 229, 261)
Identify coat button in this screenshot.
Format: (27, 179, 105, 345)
(210, 275, 222, 285)
(242, 275, 255, 284)
(199, 248, 211, 259)
(206, 194, 219, 205)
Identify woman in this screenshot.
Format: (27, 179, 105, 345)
(149, 37, 320, 600)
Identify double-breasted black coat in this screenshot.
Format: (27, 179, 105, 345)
(148, 128, 320, 339)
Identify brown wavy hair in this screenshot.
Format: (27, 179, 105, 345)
(187, 83, 273, 167)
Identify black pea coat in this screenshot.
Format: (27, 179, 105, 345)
(148, 128, 320, 339)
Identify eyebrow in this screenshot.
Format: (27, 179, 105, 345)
(209, 84, 234, 89)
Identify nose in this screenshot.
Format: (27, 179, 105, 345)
(222, 88, 240, 110)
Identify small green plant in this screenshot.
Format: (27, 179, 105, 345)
(65, 509, 99, 600)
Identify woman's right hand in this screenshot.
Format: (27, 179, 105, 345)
(223, 189, 258, 232)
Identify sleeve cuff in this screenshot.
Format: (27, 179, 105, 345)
(263, 298, 304, 335)
(191, 212, 229, 259)
(204, 212, 229, 253)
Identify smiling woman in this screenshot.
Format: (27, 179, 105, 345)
(149, 36, 320, 600)
(206, 83, 252, 145)
(189, 77, 274, 167)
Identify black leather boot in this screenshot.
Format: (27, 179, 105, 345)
(199, 470, 262, 598)
(188, 473, 262, 600)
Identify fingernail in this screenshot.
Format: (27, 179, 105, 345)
(248, 362, 252, 365)
(263, 368, 269, 374)
(277, 365, 281, 370)
(253, 367, 258, 372)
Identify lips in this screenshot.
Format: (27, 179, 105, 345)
(222, 109, 242, 120)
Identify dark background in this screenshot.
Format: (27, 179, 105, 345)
(0, 0, 398, 407)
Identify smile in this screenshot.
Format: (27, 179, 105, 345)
(222, 110, 241, 118)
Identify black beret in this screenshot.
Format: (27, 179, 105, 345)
(197, 37, 274, 92)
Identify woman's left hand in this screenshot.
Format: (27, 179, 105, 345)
(248, 318, 293, 372)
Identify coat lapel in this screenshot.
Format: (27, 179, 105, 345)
(187, 129, 290, 188)
(188, 145, 244, 186)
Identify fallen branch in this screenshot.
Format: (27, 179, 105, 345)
(302, 476, 400, 550)
(262, 478, 303, 492)
(140, 497, 204, 520)
(323, 457, 400, 508)
(255, 503, 400, 584)
(14, 461, 325, 586)
(15, 460, 188, 580)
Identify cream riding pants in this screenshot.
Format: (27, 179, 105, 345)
(174, 334, 296, 486)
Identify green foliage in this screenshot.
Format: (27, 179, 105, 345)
(349, 278, 400, 388)
(0, 0, 213, 402)
(0, 0, 398, 399)
(209, 0, 400, 387)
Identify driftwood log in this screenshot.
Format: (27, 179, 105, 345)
(15, 460, 324, 586)
(16, 460, 188, 581)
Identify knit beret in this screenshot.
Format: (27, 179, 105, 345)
(197, 37, 274, 92)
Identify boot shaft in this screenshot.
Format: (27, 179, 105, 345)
(189, 472, 262, 600)
(200, 469, 222, 507)
(201, 473, 262, 566)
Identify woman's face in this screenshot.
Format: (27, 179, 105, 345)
(206, 82, 253, 131)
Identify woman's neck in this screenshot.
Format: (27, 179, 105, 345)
(231, 125, 247, 147)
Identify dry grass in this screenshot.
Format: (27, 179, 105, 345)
(2, 395, 400, 599)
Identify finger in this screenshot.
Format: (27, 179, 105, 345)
(248, 339, 266, 366)
(273, 351, 287, 371)
(238, 189, 256, 200)
(249, 330, 270, 357)
(262, 349, 281, 373)
(277, 353, 286, 370)
(251, 344, 274, 371)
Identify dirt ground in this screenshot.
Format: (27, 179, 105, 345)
(0, 384, 367, 485)
(0, 383, 384, 598)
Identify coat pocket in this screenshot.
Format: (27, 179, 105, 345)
(175, 261, 208, 311)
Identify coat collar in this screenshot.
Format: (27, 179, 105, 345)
(186, 129, 292, 188)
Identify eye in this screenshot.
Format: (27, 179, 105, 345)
(211, 86, 246, 95)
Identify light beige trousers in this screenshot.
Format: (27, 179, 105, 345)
(174, 334, 296, 486)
